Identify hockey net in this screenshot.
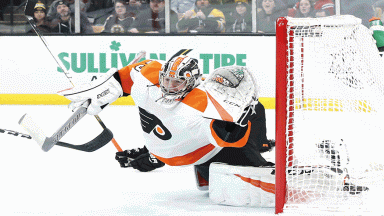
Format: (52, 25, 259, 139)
(275, 15, 384, 214)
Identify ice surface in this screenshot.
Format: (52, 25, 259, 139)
(0, 105, 276, 216)
(1, 105, 376, 216)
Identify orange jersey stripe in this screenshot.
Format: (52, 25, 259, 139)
(210, 120, 251, 148)
(152, 144, 216, 166)
(140, 60, 162, 86)
(182, 88, 208, 113)
(118, 60, 151, 94)
(206, 92, 233, 122)
(118, 60, 160, 94)
(234, 174, 276, 194)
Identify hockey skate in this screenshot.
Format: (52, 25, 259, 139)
(317, 140, 369, 195)
(343, 182, 369, 195)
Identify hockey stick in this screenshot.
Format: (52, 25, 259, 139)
(18, 48, 145, 152)
(1, 126, 113, 152)
(22, 0, 145, 152)
(0, 128, 32, 139)
(19, 101, 89, 152)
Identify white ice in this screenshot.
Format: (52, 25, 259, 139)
(2, 105, 381, 216)
(0, 105, 278, 216)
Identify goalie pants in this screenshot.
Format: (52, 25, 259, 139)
(195, 103, 270, 183)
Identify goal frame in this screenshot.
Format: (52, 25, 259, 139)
(274, 15, 382, 214)
(275, 16, 289, 214)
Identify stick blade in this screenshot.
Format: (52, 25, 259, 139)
(19, 114, 47, 150)
(56, 128, 113, 152)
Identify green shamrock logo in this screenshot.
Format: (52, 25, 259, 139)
(110, 41, 121, 51)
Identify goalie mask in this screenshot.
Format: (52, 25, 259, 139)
(158, 55, 201, 104)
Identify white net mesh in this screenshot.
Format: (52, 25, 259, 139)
(284, 15, 384, 212)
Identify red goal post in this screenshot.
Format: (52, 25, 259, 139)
(275, 15, 384, 214)
(275, 16, 289, 214)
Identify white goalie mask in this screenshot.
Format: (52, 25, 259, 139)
(158, 55, 201, 105)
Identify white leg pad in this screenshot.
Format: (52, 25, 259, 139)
(209, 162, 275, 207)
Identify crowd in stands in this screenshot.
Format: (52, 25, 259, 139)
(0, 0, 382, 34)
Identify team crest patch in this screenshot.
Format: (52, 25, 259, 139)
(211, 75, 235, 88)
(211, 68, 245, 88)
(139, 107, 172, 140)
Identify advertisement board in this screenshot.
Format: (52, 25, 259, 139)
(0, 35, 276, 108)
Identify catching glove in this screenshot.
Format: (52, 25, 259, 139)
(131, 153, 165, 172)
(236, 102, 258, 127)
(58, 69, 123, 115)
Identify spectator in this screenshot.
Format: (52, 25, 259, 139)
(176, 0, 226, 33)
(225, 0, 252, 32)
(44, 0, 56, 8)
(126, 0, 148, 17)
(374, 0, 384, 18)
(282, 0, 298, 9)
(128, 0, 165, 33)
(294, 0, 316, 18)
(315, 9, 330, 17)
(47, 0, 87, 20)
(314, 0, 334, 15)
(81, 0, 92, 12)
(27, 1, 51, 34)
(87, 0, 114, 12)
(171, 0, 196, 19)
(50, 1, 94, 34)
(102, 0, 135, 33)
(257, 0, 287, 33)
(340, 0, 375, 27)
(288, 0, 334, 17)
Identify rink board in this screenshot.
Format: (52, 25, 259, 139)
(0, 35, 276, 106)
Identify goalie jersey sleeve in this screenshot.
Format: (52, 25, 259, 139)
(115, 60, 257, 166)
(117, 59, 158, 95)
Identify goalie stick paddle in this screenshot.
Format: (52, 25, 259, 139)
(19, 101, 90, 152)
(23, 0, 145, 152)
(1, 127, 113, 152)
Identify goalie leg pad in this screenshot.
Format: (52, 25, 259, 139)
(209, 162, 275, 207)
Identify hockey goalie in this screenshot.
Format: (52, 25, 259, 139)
(58, 51, 276, 207)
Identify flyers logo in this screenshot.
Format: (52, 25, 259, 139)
(212, 75, 234, 88)
(139, 107, 172, 140)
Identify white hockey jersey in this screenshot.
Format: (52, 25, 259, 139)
(117, 60, 252, 166)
